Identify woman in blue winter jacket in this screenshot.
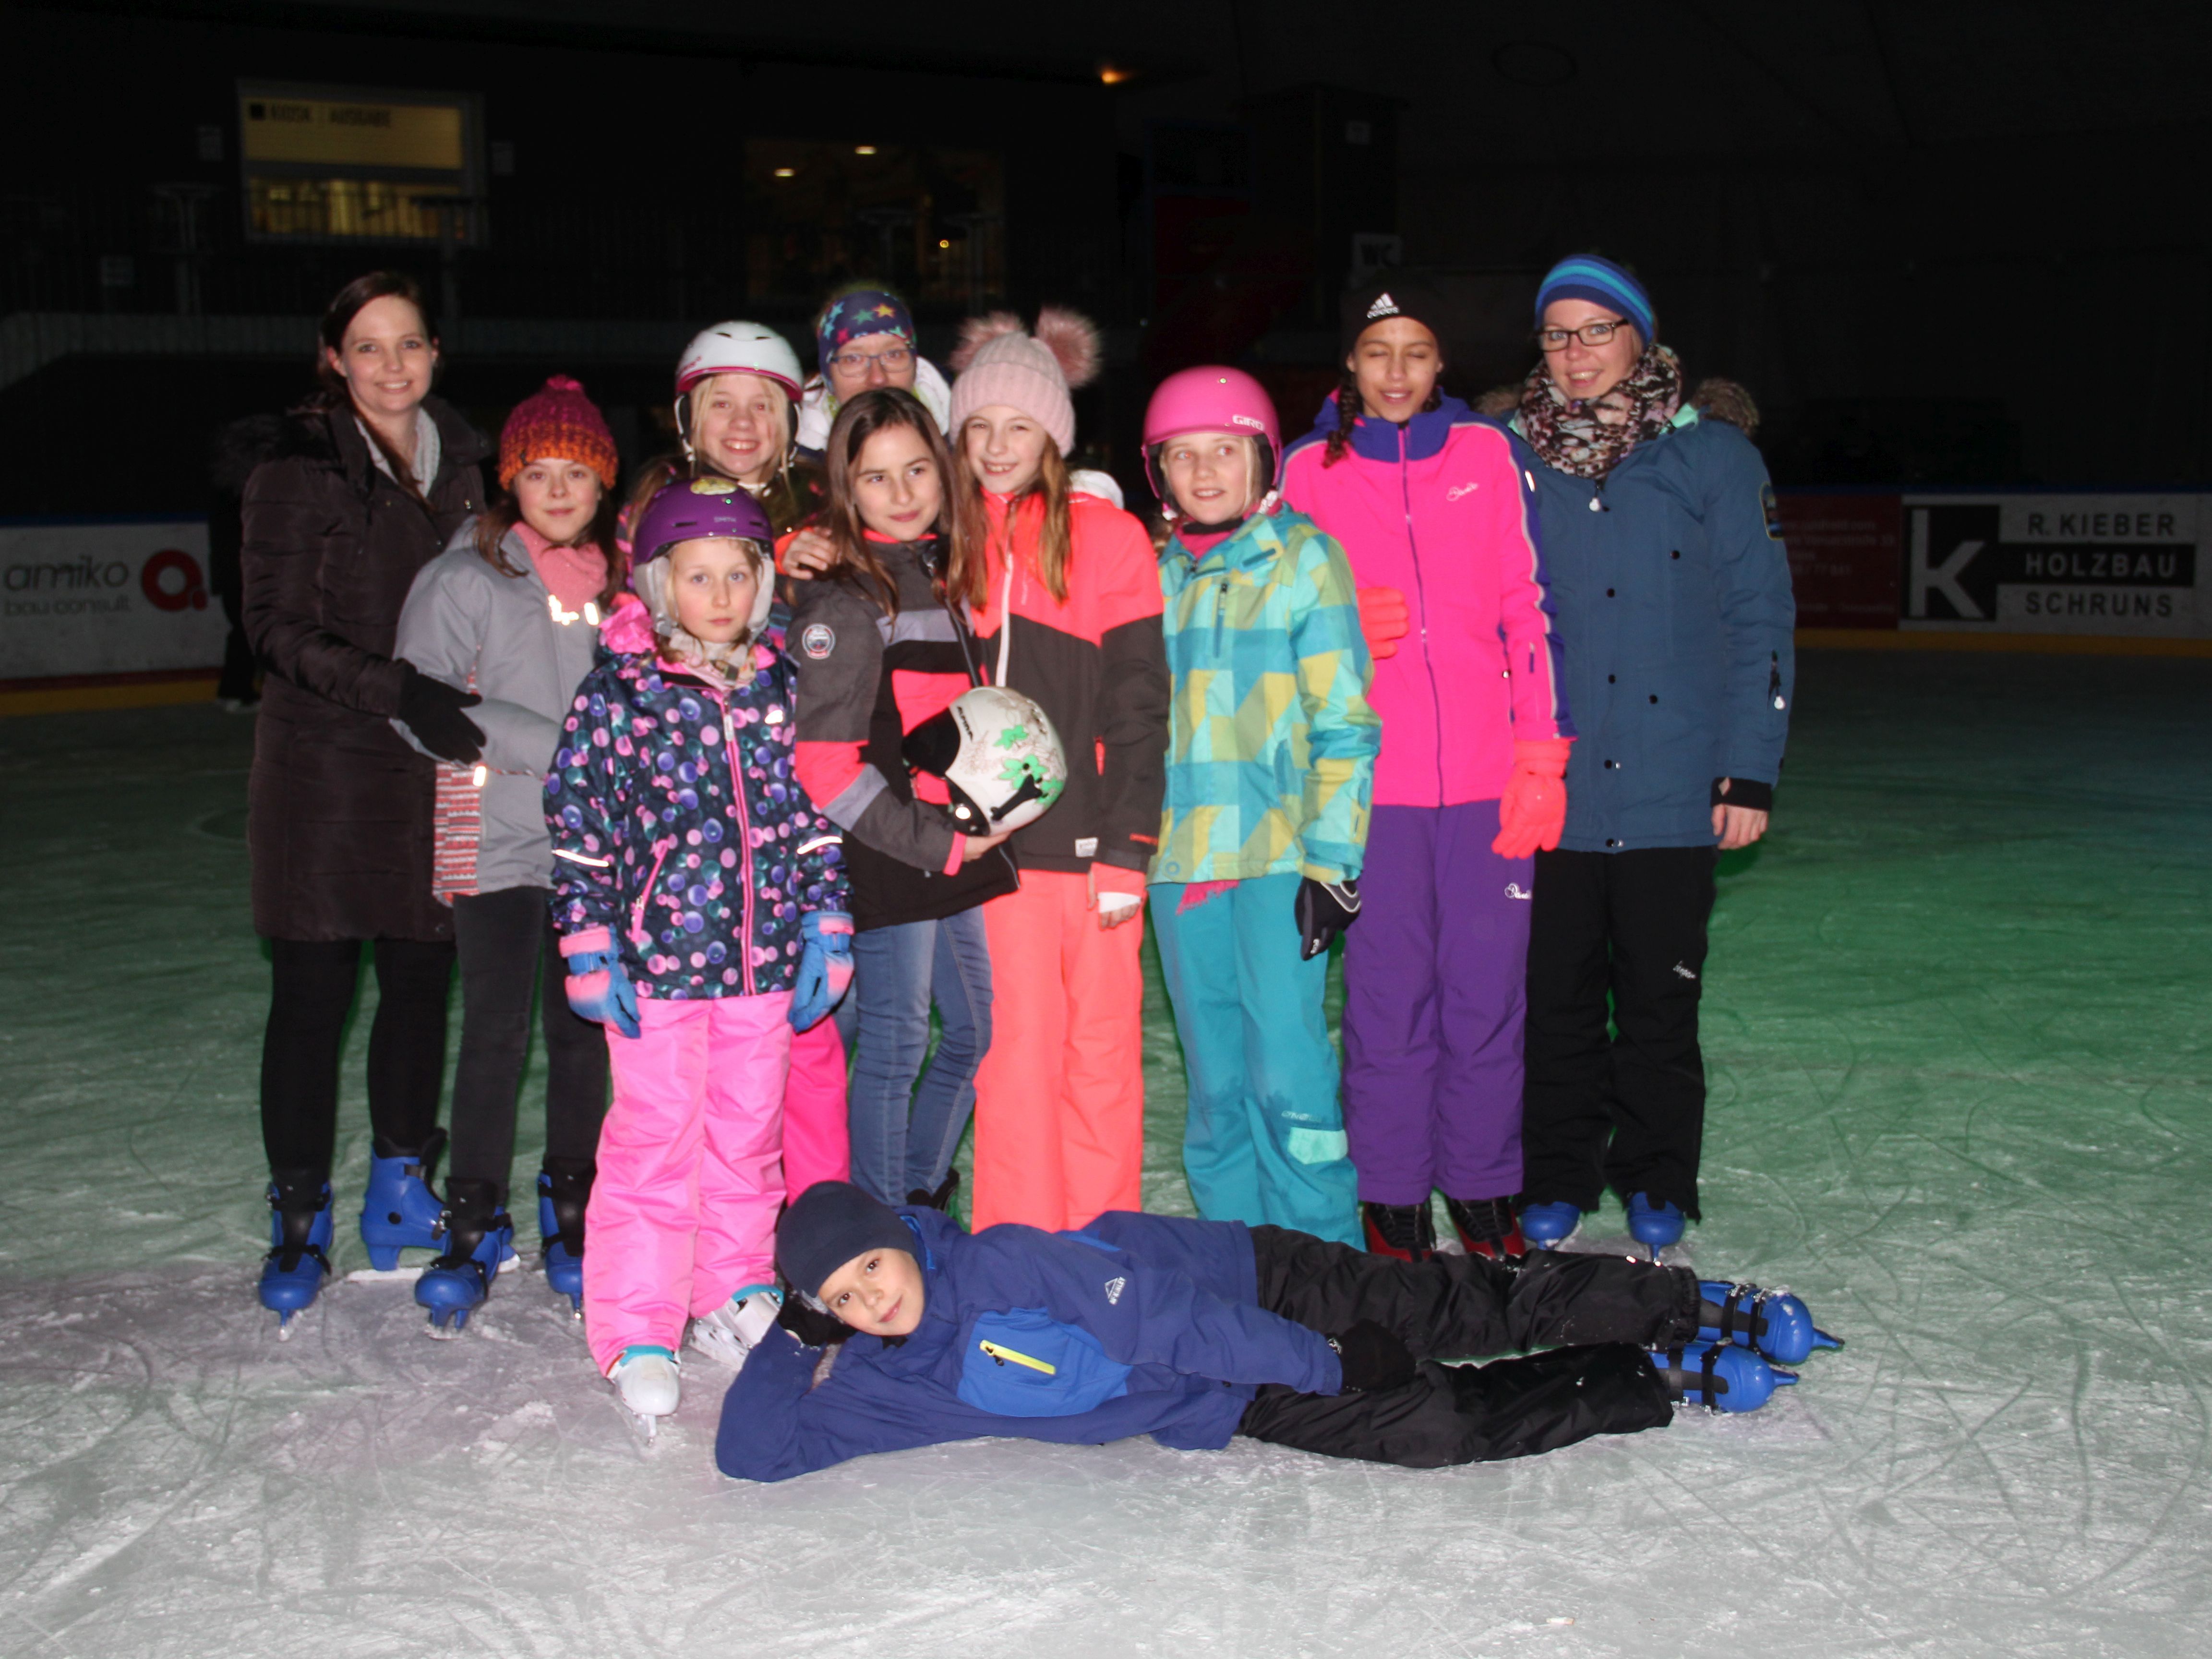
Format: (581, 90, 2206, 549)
(1509, 256, 1796, 1255)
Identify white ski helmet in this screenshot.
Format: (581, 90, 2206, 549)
(674, 321, 804, 400)
(901, 686, 1068, 836)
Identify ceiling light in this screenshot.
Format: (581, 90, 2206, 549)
(773, 167, 795, 178)
(854, 145, 877, 156)
(1099, 65, 1132, 85)
(938, 239, 950, 249)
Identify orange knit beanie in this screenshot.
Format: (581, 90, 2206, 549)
(499, 375, 619, 489)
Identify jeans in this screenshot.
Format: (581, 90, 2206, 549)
(845, 907, 993, 1205)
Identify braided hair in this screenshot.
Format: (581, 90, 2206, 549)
(1321, 362, 1361, 468)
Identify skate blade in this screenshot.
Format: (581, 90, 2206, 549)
(346, 1264, 426, 1285)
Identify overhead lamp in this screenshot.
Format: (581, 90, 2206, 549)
(773, 167, 795, 178)
(1099, 64, 1132, 85)
(854, 144, 878, 155)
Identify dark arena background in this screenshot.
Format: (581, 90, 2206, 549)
(2, 4, 2209, 1655)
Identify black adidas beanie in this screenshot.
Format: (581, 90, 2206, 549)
(777, 1181, 916, 1303)
(1340, 276, 1451, 359)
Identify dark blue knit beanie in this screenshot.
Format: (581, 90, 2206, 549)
(777, 1181, 916, 1304)
(1534, 255, 1656, 344)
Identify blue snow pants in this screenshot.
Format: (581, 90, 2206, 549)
(1148, 872, 1361, 1247)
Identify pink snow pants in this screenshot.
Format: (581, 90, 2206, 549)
(584, 992, 793, 1374)
(781, 1016, 851, 1194)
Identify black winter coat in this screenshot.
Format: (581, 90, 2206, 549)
(242, 397, 488, 940)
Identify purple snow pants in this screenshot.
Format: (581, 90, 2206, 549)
(1342, 801, 1534, 1205)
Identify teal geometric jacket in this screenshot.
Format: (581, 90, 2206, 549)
(1151, 505, 1379, 886)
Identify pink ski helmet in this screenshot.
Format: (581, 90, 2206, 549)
(1140, 365, 1281, 508)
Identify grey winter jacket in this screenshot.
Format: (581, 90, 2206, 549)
(392, 521, 605, 896)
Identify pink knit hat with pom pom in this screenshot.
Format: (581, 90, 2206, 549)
(947, 307, 1100, 456)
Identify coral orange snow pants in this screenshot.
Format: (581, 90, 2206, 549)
(969, 870, 1146, 1233)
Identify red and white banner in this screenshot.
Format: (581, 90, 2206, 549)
(0, 518, 224, 681)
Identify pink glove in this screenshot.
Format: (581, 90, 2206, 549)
(1491, 738, 1573, 859)
(1356, 587, 1409, 661)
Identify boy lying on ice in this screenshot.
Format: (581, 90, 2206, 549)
(715, 1182, 1835, 1482)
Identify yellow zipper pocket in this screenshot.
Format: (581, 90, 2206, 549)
(978, 1340, 1057, 1375)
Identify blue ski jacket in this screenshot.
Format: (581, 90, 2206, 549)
(714, 1207, 1344, 1482)
(1513, 409, 1795, 851)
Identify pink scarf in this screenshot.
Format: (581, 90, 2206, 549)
(515, 522, 608, 612)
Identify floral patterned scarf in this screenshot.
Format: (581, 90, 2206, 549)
(1517, 342, 1685, 481)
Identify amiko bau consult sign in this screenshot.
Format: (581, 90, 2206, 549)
(0, 518, 224, 679)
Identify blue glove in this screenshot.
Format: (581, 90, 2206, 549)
(788, 911, 855, 1032)
(560, 927, 640, 1039)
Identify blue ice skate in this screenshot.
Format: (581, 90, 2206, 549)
(538, 1167, 589, 1317)
(414, 1180, 515, 1336)
(1697, 1280, 1842, 1367)
(1518, 1201, 1583, 1251)
(260, 1178, 334, 1337)
(1626, 1191, 1685, 1256)
(359, 1129, 449, 1271)
(1649, 1341, 1795, 1413)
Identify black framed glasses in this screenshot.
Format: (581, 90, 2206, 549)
(1536, 320, 1627, 352)
(829, 346, 914, 373)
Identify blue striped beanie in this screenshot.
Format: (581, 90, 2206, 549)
(1535, 256, 1655, 343)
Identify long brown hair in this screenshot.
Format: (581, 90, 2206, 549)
(472, 481, 627, 611)
(312, 271, 438, 496)
(954, 431, 1073, 603)
(821, 389, 976, 618)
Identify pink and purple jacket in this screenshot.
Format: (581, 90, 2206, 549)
(1280, 395, 1572, 807)
(544, 634, 849, 998)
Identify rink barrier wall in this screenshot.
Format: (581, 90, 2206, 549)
(9, 491, 2212, 717)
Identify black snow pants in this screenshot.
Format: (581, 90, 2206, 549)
(448, 886, 610, 1202)
(1521, 845, 1718, 1218)
(1236, 1226, 1697, 1467)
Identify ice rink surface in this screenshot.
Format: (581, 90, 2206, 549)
(3, 650, 2209, 1658)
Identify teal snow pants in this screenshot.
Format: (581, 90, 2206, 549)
(1149, 873, 1361, 1247)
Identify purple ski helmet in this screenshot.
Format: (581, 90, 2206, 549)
(630, 475, 774, 568)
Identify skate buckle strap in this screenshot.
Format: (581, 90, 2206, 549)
(1723, 1284, 1757, 1341)
(1699, 1343, 1723, 1404)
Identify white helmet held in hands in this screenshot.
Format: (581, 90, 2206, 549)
(902, 686, 1067, 836)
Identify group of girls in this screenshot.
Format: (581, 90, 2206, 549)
(245, 256, 1791, 1434)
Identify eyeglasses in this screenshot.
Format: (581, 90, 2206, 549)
(829, 346, 914, 373)
(1536, 320, 1628, 352)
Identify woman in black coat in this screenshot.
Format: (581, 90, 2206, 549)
(242, 271, 490, 1329)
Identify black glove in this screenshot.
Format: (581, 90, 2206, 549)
(1295, 877, 1360, 961)
(775, 1290, 851, 1348)
(397, 666, 485, 765)
(1327, 1319, 1417, 1393)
